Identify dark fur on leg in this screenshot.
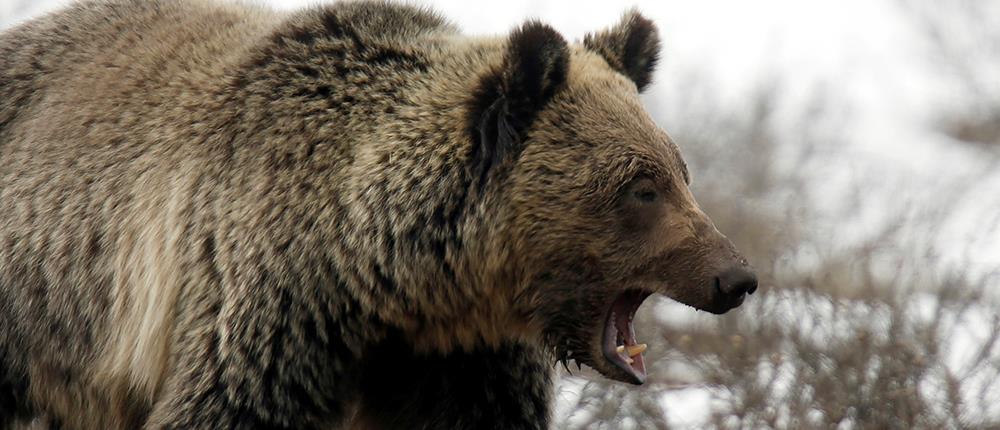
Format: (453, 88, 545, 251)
(353, 336, 552, 430)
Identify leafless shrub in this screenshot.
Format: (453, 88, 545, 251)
(901, 0, 1000, 147)
(686, 262, 1000, 429)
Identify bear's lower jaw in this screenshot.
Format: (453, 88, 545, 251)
(600, 289, 652, 385)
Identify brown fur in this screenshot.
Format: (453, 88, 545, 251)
(0, 1, 754, 428)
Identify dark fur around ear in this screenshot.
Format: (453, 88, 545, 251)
(468, 22, 569, 188)
(583, 10, 660, 92)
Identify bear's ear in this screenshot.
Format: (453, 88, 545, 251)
(583, 10, 660, 92)
(469, 21, 569, 186)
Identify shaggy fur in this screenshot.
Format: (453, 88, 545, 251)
(0, 0, 754, 428)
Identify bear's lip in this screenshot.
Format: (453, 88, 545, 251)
(601, 289, 652, 385)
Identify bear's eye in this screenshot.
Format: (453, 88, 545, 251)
(625, 177, 660, 204)
(633, 188, 657, 203)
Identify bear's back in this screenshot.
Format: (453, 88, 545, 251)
(0, 0, 263, 136)
(0, 0, 457, 140)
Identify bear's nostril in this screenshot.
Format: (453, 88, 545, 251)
(717, 267, 758, 297)
(742, 277, 758, 295)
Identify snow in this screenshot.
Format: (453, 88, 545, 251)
(661, 387, 714, 429)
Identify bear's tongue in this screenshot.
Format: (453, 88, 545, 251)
(602, 290, 651, 384)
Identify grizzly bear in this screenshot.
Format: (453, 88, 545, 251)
(0, 0, 757, 428)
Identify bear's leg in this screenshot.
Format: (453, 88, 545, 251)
(143, 283, 366, 430)
(0, 363, 31, 430)
(144, 327, 362, 430)
(354, 338, 553, 430)
(140, 314, 270, 429)
(0, 310, 33, 429)
(143, 359, 262, 429)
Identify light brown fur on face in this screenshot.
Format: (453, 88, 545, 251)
(508, 44, 755, 384)
(0, 1, 754, 428)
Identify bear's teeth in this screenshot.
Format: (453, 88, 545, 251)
(615, 343, 647, 358)
(627, 344, 647, 357)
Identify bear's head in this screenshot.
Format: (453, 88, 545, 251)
(468, 12, 757, 385)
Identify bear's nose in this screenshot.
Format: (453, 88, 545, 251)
(715, 266, 758, 297)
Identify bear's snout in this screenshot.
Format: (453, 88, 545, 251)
(712, 266, 758, 311)
(716, 266, 758, 297)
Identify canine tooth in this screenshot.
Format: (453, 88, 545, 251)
(616, 345, 626, 355)
(627, 343, 647, 357)
(625, 356, 634, 364)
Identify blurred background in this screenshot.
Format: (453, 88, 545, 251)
(3, 0, 999, 428)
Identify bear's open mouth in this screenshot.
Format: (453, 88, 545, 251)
(602, 289, 652, 384)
